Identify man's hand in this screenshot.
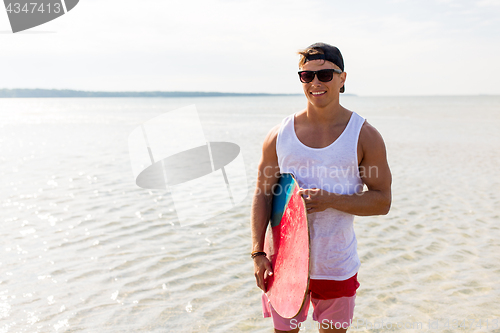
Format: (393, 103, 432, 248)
(253, 255, 273, 292)
(297, 188, 334, 214)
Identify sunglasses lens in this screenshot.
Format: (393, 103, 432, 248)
(299, 72, 315, 83)
(299, 70, 337, 83)
(317, 70, 334, 82)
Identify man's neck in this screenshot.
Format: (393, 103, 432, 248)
(304, 101, 348, 126)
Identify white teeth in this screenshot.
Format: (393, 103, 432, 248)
(311, 91, 325, 95)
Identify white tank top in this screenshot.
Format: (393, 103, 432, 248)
(276, 111, 365, 280)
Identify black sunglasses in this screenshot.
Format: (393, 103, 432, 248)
(298, 68, 342, 83)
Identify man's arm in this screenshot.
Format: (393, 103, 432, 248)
(298, 121, 392, 216)
(251, 124, 281, 291)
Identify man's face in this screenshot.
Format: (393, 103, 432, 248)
(300, 59, 346, 109)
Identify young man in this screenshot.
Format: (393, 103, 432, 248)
(251, 42, 392, 333)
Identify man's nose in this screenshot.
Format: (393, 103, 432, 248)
(311, 75, 322, 85)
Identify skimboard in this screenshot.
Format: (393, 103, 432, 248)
(263, 173, 310, 319)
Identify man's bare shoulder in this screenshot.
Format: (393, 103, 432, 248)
(359, 120, 388, 160)
(257, 124, 281, 187)
(262, 123, 281, 153)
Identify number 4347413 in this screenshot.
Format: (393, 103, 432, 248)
(5, 2, 62, 14)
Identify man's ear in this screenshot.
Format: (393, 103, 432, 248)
(341, 71, 347, 86)
(339, 71, 347, 93)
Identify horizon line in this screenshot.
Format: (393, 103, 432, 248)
(0, 88, 498, 98)
(0, 88, 304, 98)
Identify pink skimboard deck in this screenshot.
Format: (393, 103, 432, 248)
(264, 173, 310, 319)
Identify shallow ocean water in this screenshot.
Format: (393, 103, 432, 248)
(0, 95, 499, 332)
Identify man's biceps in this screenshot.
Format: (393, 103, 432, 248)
(359, 149, 390, 175)
(363, 180, 391, 192)
(362, 171, 391, 191)
(360, 163, 389, 183)
(358, 163, 383, 178)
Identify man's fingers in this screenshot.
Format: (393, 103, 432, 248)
(255, 269, 267, 291)
(255, 273, 264, 290)
(264, 261, 273, 276)
(254, 261, 274, 292)
(298, 188, 319, 198)
(298, 188, 309, 195)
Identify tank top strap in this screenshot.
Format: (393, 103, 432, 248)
(275, 113, 294, 159)
(345, 112, 365, 143)
(278, 113, 293, 136)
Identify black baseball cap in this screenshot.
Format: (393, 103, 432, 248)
(303, 42, 345, 93)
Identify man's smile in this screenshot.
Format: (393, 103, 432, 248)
(310, 91, 326, 96)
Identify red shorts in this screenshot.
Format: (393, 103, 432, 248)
(262, 273, 360, 331)
(309, 273, 360, 299)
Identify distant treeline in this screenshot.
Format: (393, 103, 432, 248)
(0, 89, 301, 98)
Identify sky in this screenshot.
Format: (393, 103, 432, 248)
(1, 0, 499, 96)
